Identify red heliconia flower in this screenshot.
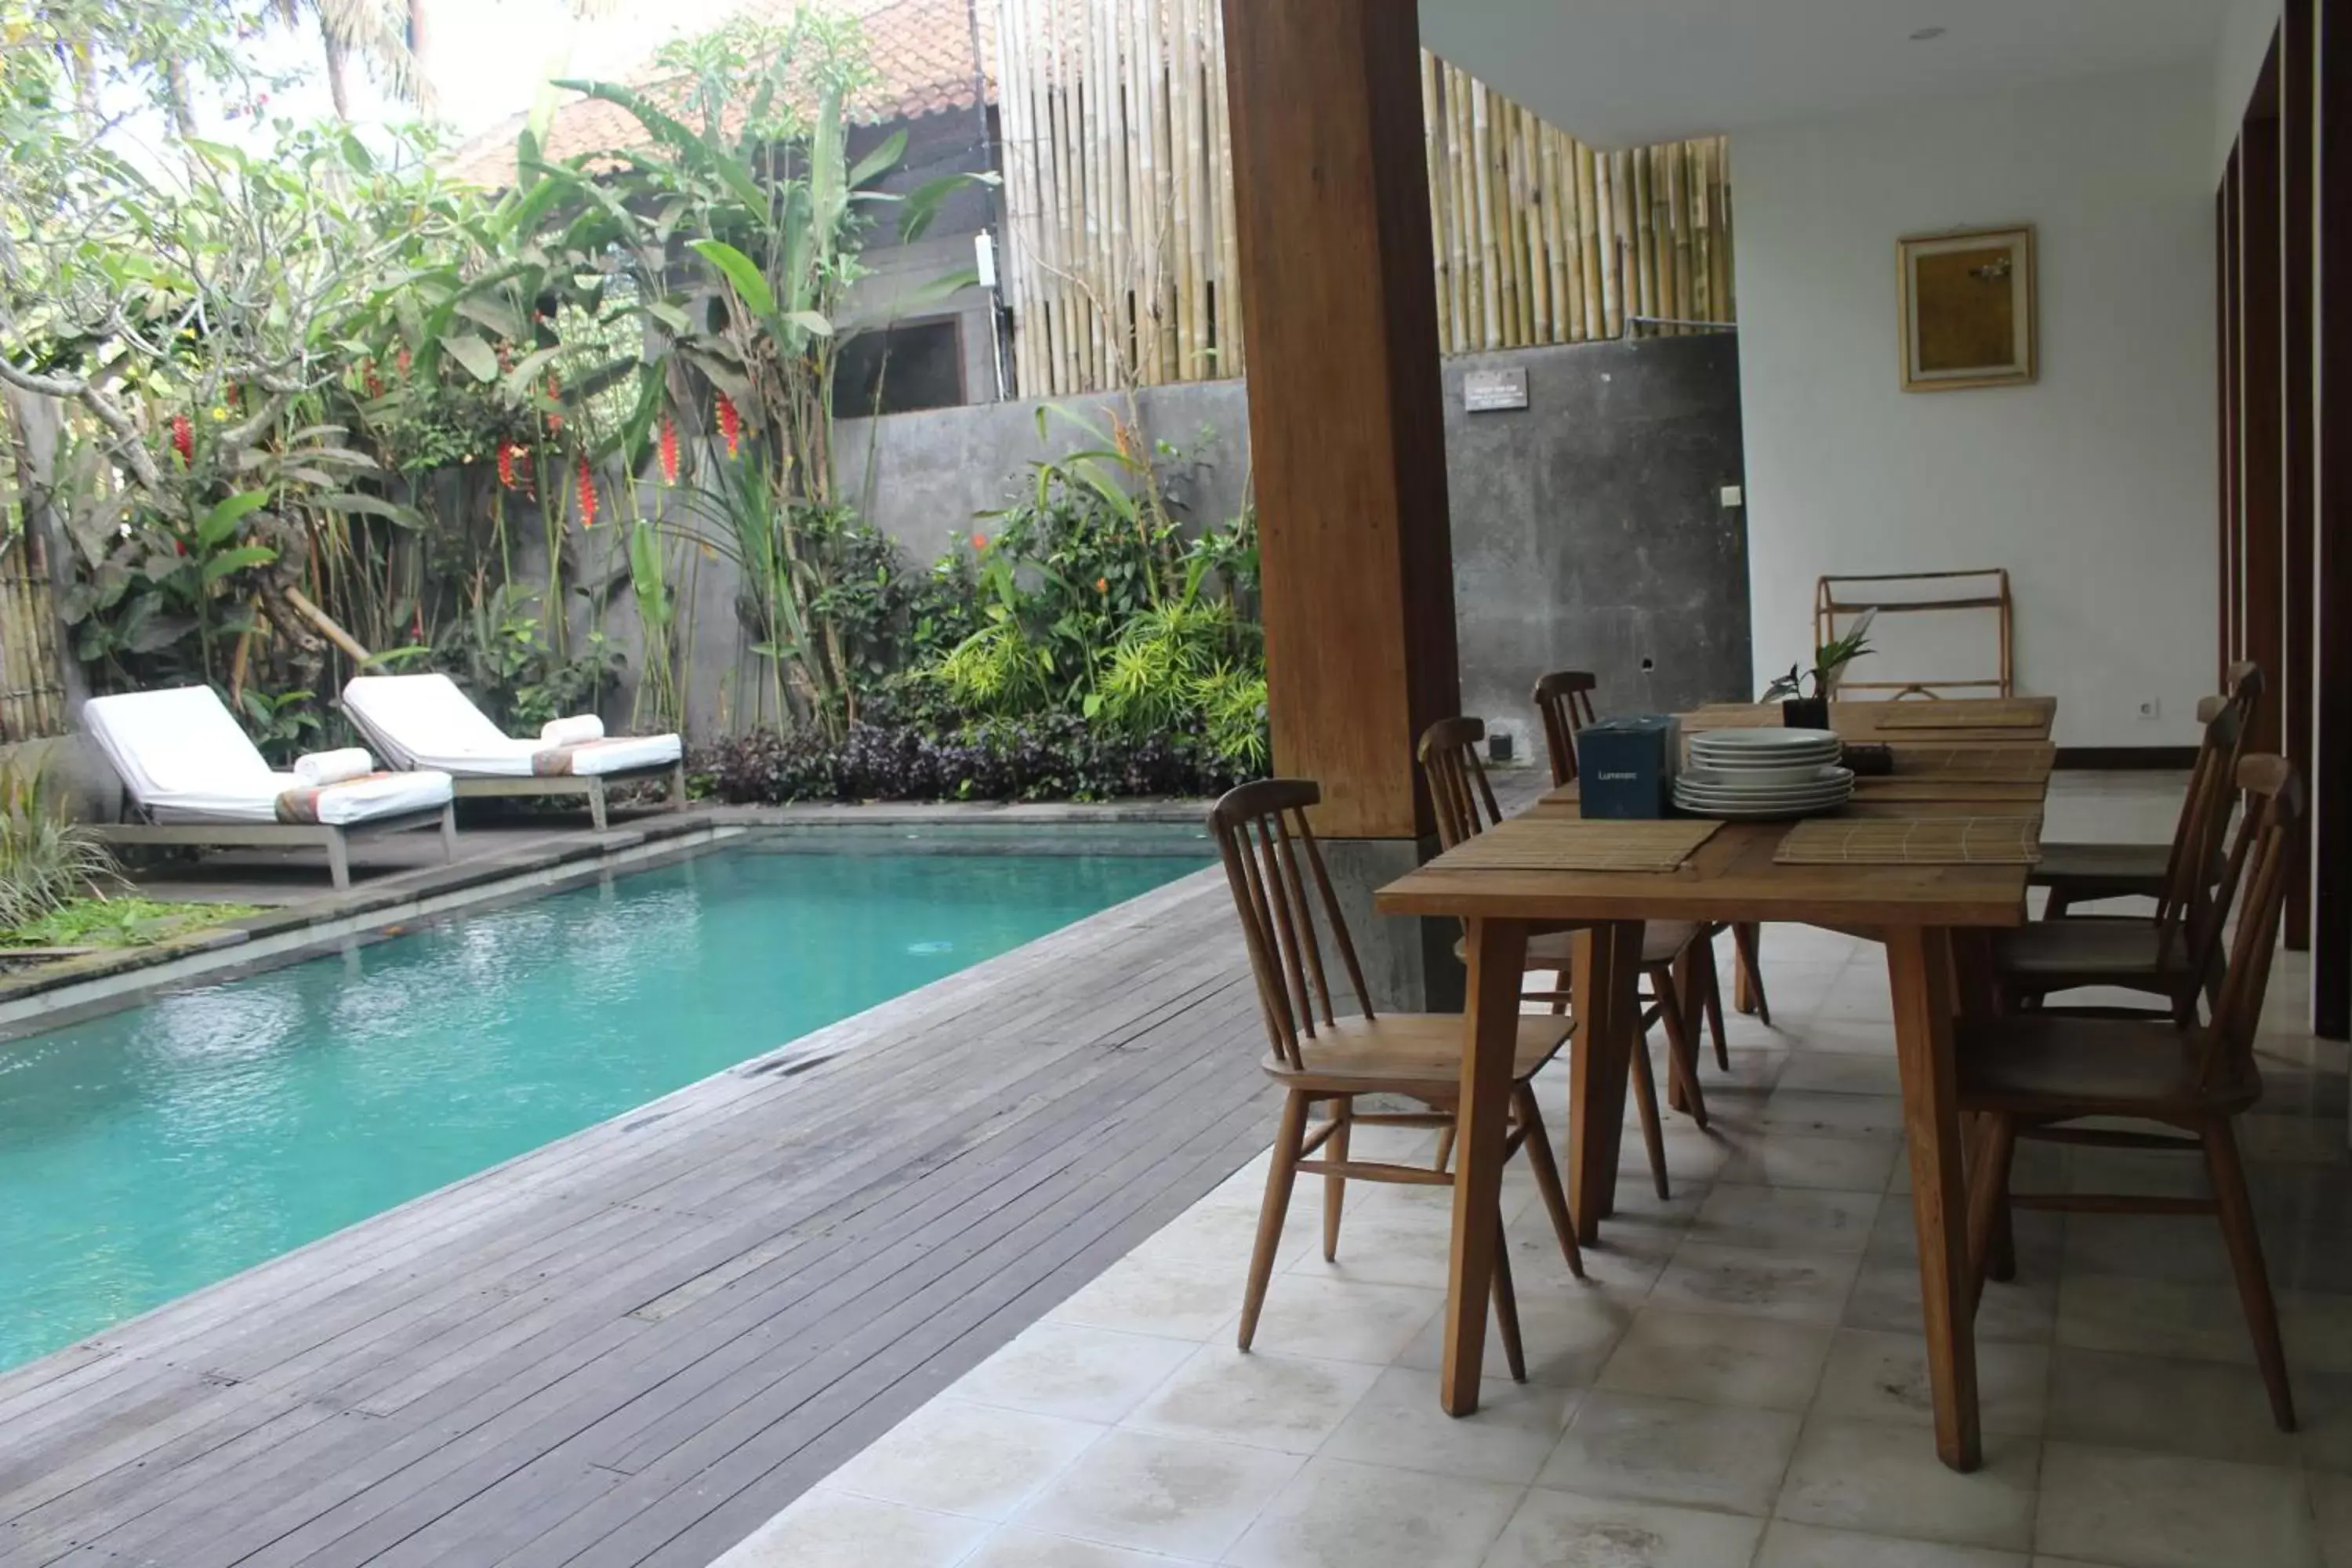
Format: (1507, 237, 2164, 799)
(575, 456, 598, 528)
(495, 443, 518, 488)
(170, 414, 194, 469)
(716, 393, 741, 459)
(658, 418, 681, 484)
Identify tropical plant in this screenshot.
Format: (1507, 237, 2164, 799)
(0, 757, 117, 931)
(1763, 607, 1878, 702)
(492, 11, 988, 735)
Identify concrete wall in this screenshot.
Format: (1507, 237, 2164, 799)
(834, 379, 1254, 564)
(1443, 335, 1751, 759)
(826, 333, 1752, 757)
(1733, 64, 2217, 750)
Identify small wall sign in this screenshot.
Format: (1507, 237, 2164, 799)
(1462, 368, 1529, 412)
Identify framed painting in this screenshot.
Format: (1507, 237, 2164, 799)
(1897, 225, 2037, 391)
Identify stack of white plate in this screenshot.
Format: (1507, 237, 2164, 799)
(1676, 728, 1853, 818)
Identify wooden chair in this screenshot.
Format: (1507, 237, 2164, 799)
(1962, 754, 2305, 1429)
(1207, 779, 1584, 1376)
(1994, 698, 2248, 1022)
(2037, 663, 2263, 916)
(1534, 668, 1766, 1044)
(1420, 715, 1711, 1200)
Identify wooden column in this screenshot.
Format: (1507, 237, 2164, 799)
(1218, 0, 1459, 843)
(2223, 156, 2244, 679)
(2318, 0, 2352, 1038)
(2242, 103, 2286, 760)
(2287, 0, 2317, 951)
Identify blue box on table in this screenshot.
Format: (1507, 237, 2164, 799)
(1573, 715, 1682, 819)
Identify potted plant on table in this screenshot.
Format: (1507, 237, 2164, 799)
(1763, 608, 1877, 730)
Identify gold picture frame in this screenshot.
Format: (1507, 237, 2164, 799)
(1898, 225, 2037, 391)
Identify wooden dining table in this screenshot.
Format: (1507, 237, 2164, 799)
(1374, 697, 2056, 1473)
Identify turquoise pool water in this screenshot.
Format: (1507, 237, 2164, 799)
(0, 834, 1207, 1371)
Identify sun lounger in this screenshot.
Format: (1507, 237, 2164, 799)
(341, 673, 684, 832)
(82, 686, 456, 889)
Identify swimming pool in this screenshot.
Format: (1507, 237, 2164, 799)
(0, 831, 1209, 1370)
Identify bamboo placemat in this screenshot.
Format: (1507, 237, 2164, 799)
(1432, 816, 1722, 873)
(1776, 815, 2044, 866)
(1887, 745, 2057, 783)
(1840, 800, 2045, 822)
(1873, 699, 2053, 731)
(1853, 775, 2048, 803)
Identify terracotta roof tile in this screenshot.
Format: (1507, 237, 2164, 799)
(445, 0, 996, 190)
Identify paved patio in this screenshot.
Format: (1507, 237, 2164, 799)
(716, 774, 2352, 1568)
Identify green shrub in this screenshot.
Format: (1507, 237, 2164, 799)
(0, 762, 118, 931)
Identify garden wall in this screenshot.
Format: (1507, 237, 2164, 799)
(806, 331, 1751, 756)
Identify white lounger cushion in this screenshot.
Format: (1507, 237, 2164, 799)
(83, 688, 453, 826)
(343, 674, 682, 779)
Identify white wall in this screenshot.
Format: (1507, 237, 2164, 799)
(1734, 64, 2218, 747)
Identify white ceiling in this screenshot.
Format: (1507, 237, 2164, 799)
(1417, 0, 2231, 148)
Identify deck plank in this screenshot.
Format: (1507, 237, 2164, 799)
(0, 869, 1276, 1568)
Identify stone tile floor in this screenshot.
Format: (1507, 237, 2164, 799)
(714, 776, 2352, 1567)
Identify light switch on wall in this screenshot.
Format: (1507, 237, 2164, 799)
(1720, 484, 1744, 507)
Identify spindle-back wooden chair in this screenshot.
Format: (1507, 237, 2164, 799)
(1207, 779, 1584, 1374)
(1963, 754, 2305, 1428)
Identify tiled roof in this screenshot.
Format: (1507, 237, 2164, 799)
(445, 0, 996, 190)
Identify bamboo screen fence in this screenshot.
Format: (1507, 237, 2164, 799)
(993, 0, 1736, 397)
(0, 408, 72, 742)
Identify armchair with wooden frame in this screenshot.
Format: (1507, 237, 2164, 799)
(1418, 715, 1715, 1201)
(1207, 780, 1584, 1378)
(1962, 754, 2305, 1429)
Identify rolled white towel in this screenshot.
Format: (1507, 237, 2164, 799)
(540, 714, 605, 747)
(294, 747, 376, 787)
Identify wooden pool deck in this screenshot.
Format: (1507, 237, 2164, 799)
(0, 869, 1273, 1568)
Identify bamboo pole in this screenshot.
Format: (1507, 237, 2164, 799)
(1468, 82, 1501, 349)
(1210, 0, 1240, 375)
(1519, 110, 1548, 344)
(1446, 65, 1476, 354)
(1632, 145, 1657, 332)
(1711, 136, 1734, 325)
(1141, 0, 1170, 381)
(1503, 101, 1532, 343)
(1592, 147, 1619, 339)
(1184, 0, 1210, 379)
(1496, 90, 1515, 345)
(1574, 140, 1602, 340)
(1122, 0, 1149, 380)
(1540, 125, 1569, 343)
(1693, 138, 1712, 328)
(1104, 0, 1130, 379)
(1670, 140, 1695, 333)
(995, 0, 1035, 392)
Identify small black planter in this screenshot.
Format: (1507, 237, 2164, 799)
(1780, 696, 1831, 731)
